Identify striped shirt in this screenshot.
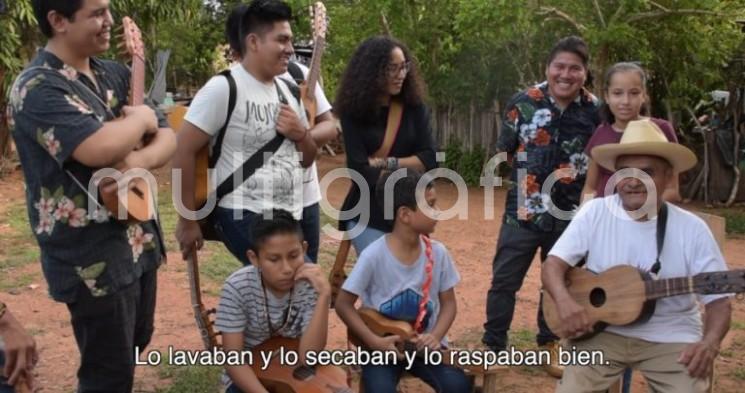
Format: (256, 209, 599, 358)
(216, 264, 318, 349)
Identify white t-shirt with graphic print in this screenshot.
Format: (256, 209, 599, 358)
(342, 236, 461, 346)
(185, 63, 308, 218)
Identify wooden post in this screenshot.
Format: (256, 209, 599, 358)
(692, 211, 726, 251)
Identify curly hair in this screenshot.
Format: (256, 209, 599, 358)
(334, 36, 426, 123)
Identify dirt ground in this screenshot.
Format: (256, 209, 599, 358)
(1, 154, 744, 393)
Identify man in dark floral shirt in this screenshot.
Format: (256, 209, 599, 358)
(8, 1, 176, 391)
(482, 36, 599, 378)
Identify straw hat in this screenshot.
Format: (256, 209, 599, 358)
(591, 119, 697, 172)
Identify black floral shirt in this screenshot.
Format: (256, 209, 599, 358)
(8, 49, 166, 302)
(497, 82, 600, 232)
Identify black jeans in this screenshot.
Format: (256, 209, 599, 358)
(483, 224, 561, 349)
(214, 205, 320, 265)
(66, 268, 158, 393)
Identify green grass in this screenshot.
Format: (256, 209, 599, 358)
(0, 200, 41, 290)
(731, 367, 745, 381)
(157, 189, 180, 252)
(0, 272, 36, 292)
(722, 211, 745, 235)
(1, 201, 39, 271)
(202, 243, 242, 284)
(155, 363, 222, 393)
(732, 321, 745, 331)
(697, 206, 745, 235)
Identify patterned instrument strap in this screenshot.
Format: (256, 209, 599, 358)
(413, 235, 434, 333)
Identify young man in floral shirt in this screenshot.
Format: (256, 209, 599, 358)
(8, 0, 176, 391)
(482, 36, 600, 378)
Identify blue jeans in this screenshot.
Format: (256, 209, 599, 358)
(362, 359, 472, 393)
(0, 352, 14, 393)
(345, 220, 386, 256)
(483, 223, 560, 349)
(300, 203, 320, 263)
(622, 368, 632, 393)
(214, 207, 318, 265)
(212, 207, 260, 266)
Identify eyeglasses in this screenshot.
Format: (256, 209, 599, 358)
(385, 60, 411, 77)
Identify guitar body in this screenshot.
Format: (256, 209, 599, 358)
(543, 265, 656, 339)
(358, 307, 415, 341)
(357, 308, 505, 375)
(100, 177, 154, 223)
(167, 105, 209, 207)
(250, 338, 352, 393)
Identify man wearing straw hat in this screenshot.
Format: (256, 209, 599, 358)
(542, 119, 732, 392)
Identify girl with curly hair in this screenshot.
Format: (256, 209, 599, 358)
(335, 36, 437, 255)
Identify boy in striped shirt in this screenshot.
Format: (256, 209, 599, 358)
(216, 210, 330, 393)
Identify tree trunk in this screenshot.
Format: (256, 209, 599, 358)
(0, 66, 11, 161)
(725, 88, 743, 206)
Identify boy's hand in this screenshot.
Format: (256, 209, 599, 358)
(412, 333, 441, 351)
(294, 264, 330, 297)
(369, 335, 403, 358)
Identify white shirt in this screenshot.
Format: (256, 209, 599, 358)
(280, 63, 332, 207)
(549, 195, 730, 343)
(184, 63, 308, 218)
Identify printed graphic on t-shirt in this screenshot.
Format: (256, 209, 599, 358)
(379, 288, 434, 330)
(241, 100, 280, 151)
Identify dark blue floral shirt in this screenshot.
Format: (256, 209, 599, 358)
(8, 49, 167, 302)
(497, 82, 600, 232)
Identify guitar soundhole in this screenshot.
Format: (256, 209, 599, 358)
(589, 287, 606, 308)
(132, 186, 144, 199)
(292, 365, 316, 380)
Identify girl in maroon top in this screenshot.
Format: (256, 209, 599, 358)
(582, 62, 681, 201)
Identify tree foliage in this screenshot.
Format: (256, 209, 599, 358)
(2, 0, 745, 164)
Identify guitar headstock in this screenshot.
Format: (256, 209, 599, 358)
(121, 17, 144, 61)
(311, 2, 328, 41)
(695, 269, 745, 295)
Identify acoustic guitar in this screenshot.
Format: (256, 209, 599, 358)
(250, 337, 352, 393)
(299, 2, 328, 128)
(542, 265, 745, 339)
(99, 16, 155, 223)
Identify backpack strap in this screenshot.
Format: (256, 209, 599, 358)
(287, 61, 305, 84)
(372, 99, 404, 158)
(278, 77, 301, 103)
(208, 69, 237, 169)
(213, 80, 289, 202)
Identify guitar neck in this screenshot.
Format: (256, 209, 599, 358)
(645, 269, 745, 300)
(305, 36, 325, 101)
(130, 55, 146, 106)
